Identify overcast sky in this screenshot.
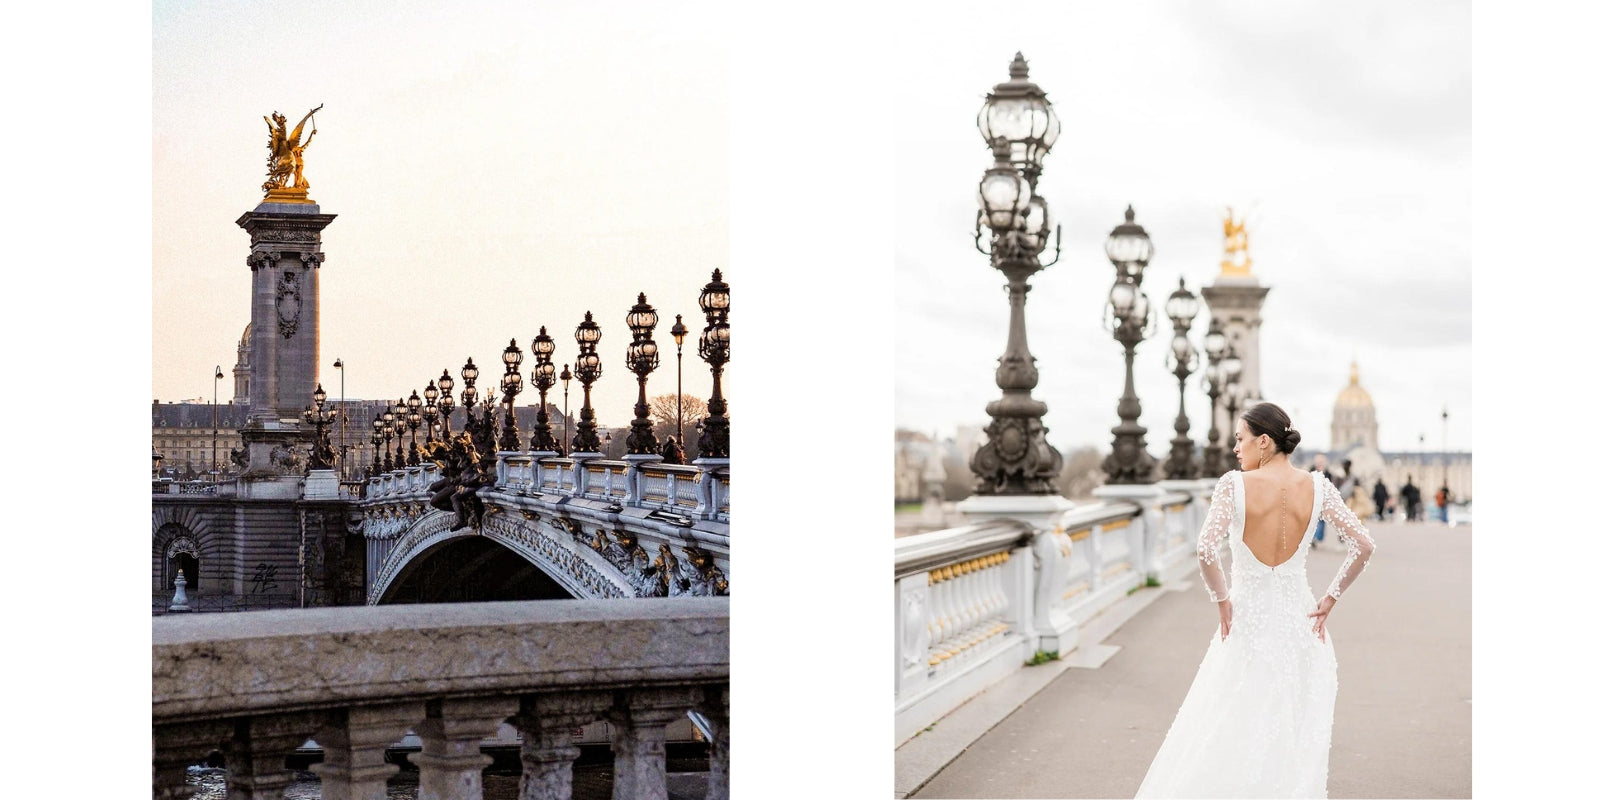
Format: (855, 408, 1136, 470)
(153, 1, 728, 427)
(894, 1, 1469, 456)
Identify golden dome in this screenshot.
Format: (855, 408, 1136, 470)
(1335, 361, 1373, 409)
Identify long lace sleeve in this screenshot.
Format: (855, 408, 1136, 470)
(1320, 474, 1377, 600)
(1196, 473, 1236, 602)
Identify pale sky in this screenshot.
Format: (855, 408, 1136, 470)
(153, 1, 729, 427)
(894, 1, 1470, 456)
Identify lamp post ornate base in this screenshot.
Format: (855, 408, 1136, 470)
(1102, 346, 1157, 485)
(970, 270, 1064, 495)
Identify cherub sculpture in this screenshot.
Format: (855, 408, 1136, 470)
(422, 432, 488, 531)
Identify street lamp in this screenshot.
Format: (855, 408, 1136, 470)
(1201, 317, 1228, 477)
(976, 52, 1061, 186)
(499, 339, 524, 451)
(572, 312, 604, 453)
(212, 365, 224, 480)
(560, 364, 572, 456)
(670, 314, 688, 442)
(302, 384, 337, 472)
(625, 293, 661, 455)
(460, 357, 480, 432)
(1101, 206, 1158, 485)
(369, 416, 383, 477)
(696, 270, 731, 460)
(529, 327, 559, 453)
(422, 380, 440, 445)
(1221, 345, 1244, 441)
(381, 405, 397, 472)
(404, 393, 422, 467)
(967, 54, 1063, 495)
(1441, 405, 1449, 491)
(333, 358, 346, 480)
(1162, 277, 1201, 480)
(437, 369, 455, 437)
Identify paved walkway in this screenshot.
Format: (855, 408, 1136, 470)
(909, 521, 1471, 799)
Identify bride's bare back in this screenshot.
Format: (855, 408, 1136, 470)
(1239, 469, 1315, 567)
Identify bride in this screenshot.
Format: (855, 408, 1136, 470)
(1135, 402, 1376, 799)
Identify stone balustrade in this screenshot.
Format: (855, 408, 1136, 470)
(365, 454, 730, 523)
(153, 480, 221, 496)
(153, 597, 730, 800)
(894, 482, 1211, 744)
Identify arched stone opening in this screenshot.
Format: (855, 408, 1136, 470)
(378, 536, 576, 604)
(158, 529, 202, 593)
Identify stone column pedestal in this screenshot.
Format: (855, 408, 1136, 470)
(408, 697, 518, 800)
(511, 691, 613, 800)
(310, 702, 423, 800)
(153, 720, 233, 800)
(224, 712, 322, 800)
(955, 493, 1074, 530)
(1093, 483, 1169, 582)
(304, 468, 340, 500)
(609, 687, 703, 800)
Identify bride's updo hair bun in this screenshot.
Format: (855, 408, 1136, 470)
(1241, 401, 1299, 456)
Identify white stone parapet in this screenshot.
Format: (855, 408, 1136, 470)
(895, 487, 1205, 745)
(152, 598, 729, 800)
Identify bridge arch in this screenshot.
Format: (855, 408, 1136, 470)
(368, 509, 632, 604)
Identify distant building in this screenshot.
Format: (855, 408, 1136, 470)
(1292, 360, 1470, 501)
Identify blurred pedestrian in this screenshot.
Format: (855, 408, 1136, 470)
(1401, 475, 1422, 522)
(1436, 485, 1452, 524)
(1308, 454, 1335, 548)
(1372, 477, 1390, 521)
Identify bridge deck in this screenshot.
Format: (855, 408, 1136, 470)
(907, 520, 1471, 799)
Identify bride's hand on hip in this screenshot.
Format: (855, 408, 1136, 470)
(1308, 596, 1336, 642)
(1218, 598, 1233, 640)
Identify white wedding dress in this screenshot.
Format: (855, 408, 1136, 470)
(1135, 470, 1376, 799)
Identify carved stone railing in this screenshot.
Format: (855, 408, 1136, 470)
(894, 482, 1210, 745)
(365, 455, 730, 524)
(153, 598, 730, 800)
(358, 455, 730, 604)
(154, 480, 220, 496)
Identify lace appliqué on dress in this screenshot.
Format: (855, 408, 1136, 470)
(1319, 473, 1377, 600)
(1196, 471, 1238, 602)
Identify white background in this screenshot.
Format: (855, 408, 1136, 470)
(3, 0, 1595, 796)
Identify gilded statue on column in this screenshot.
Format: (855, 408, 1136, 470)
(1220, 206, 1252, 277)
(261, 104, 322, 203)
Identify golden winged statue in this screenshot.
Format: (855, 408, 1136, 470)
(262, 104, 322, 202)
(1220, 206, 1252, 277)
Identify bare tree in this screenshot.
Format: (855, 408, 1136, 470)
(1057, 446, 1107, 500)
(649, 394, 709, 442)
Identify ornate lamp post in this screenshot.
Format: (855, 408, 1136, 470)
(572, 313, 604, 453)
(560, 364, 572, 456)
(499, 339, 524, 451)
(1200, 317, 1228, 477)
(967, 54, 1063, 495)
(212, 365, 224, 479)
(1163, 278, 1201, 480)
(437, 369, 455, 437)
(460, 358, 480, 432)
(528, 327, 559, 452)
(405, 393, 422, 467)
(697, 270, 732, 460)
(369, 417, 383, 477)
(334, 358, 347, 480)
(302, 383, 338, 471)
(625, 293, 662, 455)
(670, 314, 688, 442)
(1221, 346, 1244, 446)
(381, 405, 397, 472)
(422, 380, 440, 445)
(1101, 206, 1157, 485)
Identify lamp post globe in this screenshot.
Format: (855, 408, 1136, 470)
(437, 369, 455, 437)
(527, 326, 560, 453)
(976, 52, 1061, 184)
(624, 293, 662, 456)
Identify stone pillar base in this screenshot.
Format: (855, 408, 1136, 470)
(304, 469, 340, 500)
(955, 493, 1074, 531)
